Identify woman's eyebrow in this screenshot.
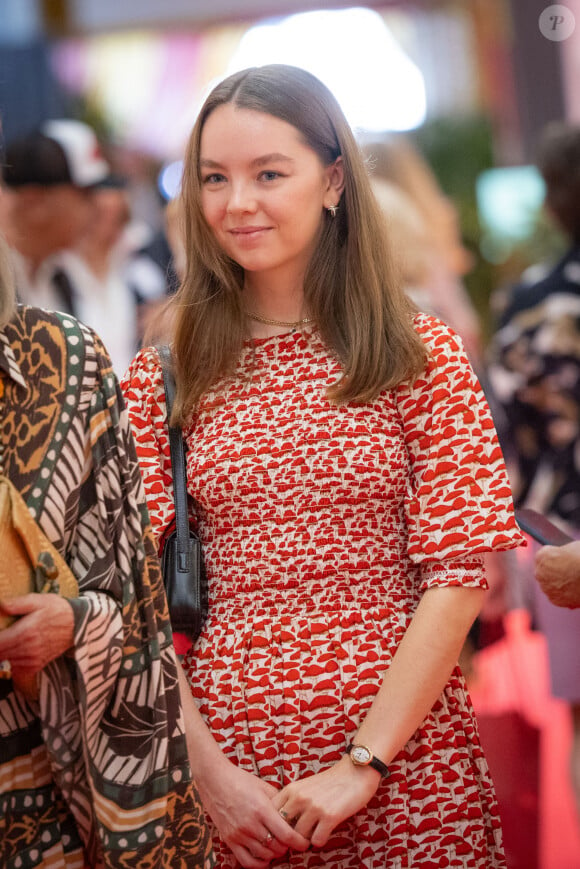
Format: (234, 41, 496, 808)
(252, 153, 294, 167)
(200, 153, 294, 170)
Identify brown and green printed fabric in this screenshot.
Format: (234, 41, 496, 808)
(0, 306, 213, 868)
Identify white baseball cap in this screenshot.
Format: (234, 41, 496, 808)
(3, 119, 111, 189)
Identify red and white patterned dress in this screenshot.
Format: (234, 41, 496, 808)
(122, 314, 525, 868)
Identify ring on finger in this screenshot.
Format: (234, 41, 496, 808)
(261, 832, 274, 846)
(0, 659, 11, 679)
(280, 808, 299, 827)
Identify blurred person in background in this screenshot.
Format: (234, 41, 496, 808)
(123, 154, 185, 306)
(488, 121, 580, 819)
(0, 119, 108, 311)
(68, 174, 171, 374)
(123, 63, 525, 869)
(64, 175, 141, 374)
(0, 218, 213, 864)
(363, 135, 482, 366)
(0, 119, 164, 375)
(370, 177, 434, 312)
(132, 194, 186, 347)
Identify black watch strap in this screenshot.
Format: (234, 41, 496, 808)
(347, 743, 390, 778)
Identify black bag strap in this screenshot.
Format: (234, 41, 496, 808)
(157, 345, 192, 570)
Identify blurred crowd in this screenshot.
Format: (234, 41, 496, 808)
(0, 119, 178, 374)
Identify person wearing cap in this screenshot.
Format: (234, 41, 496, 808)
(0, 119, 147, 373)
(64, 173, 148, 374)
(1, 119, 109, 307)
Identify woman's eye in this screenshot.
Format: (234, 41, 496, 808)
(203, 173, 226, 185)
(259, 171, 282, 182)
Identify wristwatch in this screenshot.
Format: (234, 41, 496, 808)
(347, 743, 390, 778)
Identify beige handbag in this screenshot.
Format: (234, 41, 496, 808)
(0, 472, 78, 698)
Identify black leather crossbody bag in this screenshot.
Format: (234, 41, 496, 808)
(158, 345, 206, 641)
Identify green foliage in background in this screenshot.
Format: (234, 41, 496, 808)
(410, 114, 496, 340)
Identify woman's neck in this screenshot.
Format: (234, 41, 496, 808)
(243, 276, 307, 323)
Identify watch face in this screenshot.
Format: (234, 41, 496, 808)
(351, 745, 372, 765)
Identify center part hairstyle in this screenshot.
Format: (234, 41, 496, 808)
(171, 63, 427, 424)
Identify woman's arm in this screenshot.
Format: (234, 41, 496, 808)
(272, 584, 485, 847)
(354, 584, 484, 755)
(176, 662, 310, 868)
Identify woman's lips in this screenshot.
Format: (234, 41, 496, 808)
(230, 226, 270, 234)
(229, 226, 272, 243)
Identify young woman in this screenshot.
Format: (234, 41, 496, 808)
(122, 64, 525, 868)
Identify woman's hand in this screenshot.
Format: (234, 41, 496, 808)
(199, 762, 310, 868)
(271, 755, 381, 849)
(535, 541, 580, 609)
(0, 593, 75, 676)
(175, 661, 309, 866)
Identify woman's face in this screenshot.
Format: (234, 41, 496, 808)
(199, 104, 342, 288)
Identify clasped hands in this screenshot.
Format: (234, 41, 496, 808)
(207, 755, 380, 869)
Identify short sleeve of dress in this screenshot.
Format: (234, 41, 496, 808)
(121, 346, 174, 548)
(394, 315, 526, 575)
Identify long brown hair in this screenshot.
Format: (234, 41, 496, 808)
(171, 64, 427, 424)
(0, 232, 16, 329)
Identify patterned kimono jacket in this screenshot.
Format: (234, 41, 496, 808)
(0, 306, 214, 868)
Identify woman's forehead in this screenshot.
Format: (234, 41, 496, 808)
(200, 105, 311, 162)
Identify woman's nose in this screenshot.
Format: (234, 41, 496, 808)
(226, 182, 257, 214)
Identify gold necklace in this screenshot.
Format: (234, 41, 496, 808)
(246, 311, 314, 329)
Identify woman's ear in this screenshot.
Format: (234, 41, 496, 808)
(324, 156, 345, 206)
